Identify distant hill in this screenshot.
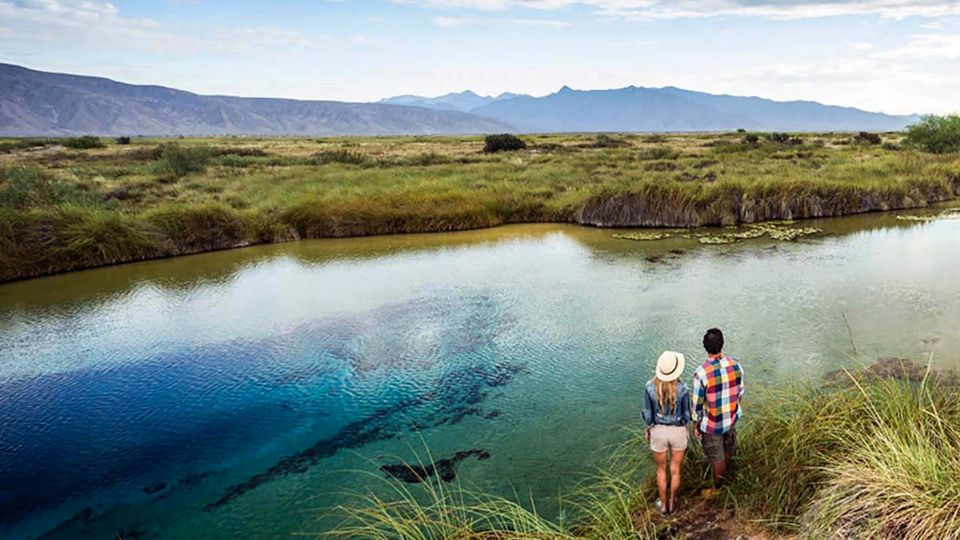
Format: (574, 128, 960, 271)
(468, 85, 920, 132)
(380, 91, 527, 112)
(0, 64, 512, 136)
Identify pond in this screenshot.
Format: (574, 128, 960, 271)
(1, 205, 959, 539)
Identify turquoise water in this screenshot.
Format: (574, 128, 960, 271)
(1, 207, 959, 539)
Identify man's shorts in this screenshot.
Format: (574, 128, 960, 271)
(649, 425, 689, 453)
(700, 426, 736, 463)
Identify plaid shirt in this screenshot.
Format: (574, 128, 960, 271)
(692, 355, 744, 435)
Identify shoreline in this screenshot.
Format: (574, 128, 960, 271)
(3, 132, 959, 283)
(2, 195, 959, 284)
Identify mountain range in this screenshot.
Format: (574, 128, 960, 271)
(0, 63, 509, 137)
(379, 90, 527, 112)
(0, 63, 920, 136)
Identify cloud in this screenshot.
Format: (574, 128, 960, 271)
(872, 32, 960, 58)
(0, 0, 379, 53)
(0, 0, 202, 51)
(431, 15, 469, 26)
(399, 0, 960, 20)
(847, 41, 874, 49)
(430, 14, 571, 27)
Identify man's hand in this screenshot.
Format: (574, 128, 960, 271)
(694, 424, 702, 440)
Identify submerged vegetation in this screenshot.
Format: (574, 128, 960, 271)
(1, 127, 959, 281)
(327, 359, 960, 540)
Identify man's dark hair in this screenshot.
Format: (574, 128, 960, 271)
(703, 328, 724, 355)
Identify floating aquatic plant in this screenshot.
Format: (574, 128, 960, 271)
(611, 231, 674, 241)
(694, 222, 821, 244)
(896, 208, 960, 221)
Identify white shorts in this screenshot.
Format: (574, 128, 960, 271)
(650, 425, 689, 453)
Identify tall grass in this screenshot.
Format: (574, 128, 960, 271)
(727, 362, 960, 538)
(325, 435, 660, 540)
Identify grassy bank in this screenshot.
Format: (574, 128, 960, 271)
(324, 359, 960, 540)
(2, 132, 959, 281)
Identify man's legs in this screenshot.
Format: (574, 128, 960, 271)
(701, 432, 728, 488)
(710, 458, 727, 487)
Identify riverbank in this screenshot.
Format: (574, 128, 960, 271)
(329, 358, 960, 540)
(2, 132, 959, 281)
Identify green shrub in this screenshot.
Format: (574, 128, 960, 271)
(854, 131, 882, 145)
(904, 114, 960, 154)
(743, 133, 760, 145)
(310, 149, 369, 165)
(636, 147, 679, 160)
(63, 135, 106, 149)
(592, 134, 629, 148)
(483, 133, 526, 153)
(115, 136, 132, 145)
(155, 143, 213, 178)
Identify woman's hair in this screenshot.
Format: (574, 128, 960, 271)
(655, 377, 678, 413)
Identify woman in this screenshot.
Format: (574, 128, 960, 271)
(642, 351, 691, 515)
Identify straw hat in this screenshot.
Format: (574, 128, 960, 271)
(655, 351, 685, 382)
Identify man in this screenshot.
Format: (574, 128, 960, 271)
(691, 328, 743, 492)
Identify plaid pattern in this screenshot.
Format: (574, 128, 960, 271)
(692, 356, 744, 435)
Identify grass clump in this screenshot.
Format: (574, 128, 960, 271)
(905, 114, 960, 154)
(62, 135, 106, 149)
(311, 149, 370, 166)
(591, 134, 630, 148)
(155, 143, 213, 178)
(0, 166, 101, 210)
(484, 134, 526, 153)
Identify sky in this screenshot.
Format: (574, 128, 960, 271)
(1, 0, 958, 114)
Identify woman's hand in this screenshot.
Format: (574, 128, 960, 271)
(645, 427, 651, 442)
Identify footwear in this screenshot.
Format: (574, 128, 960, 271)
(655, 499, 668, 516)
(669, 499, 679, 515)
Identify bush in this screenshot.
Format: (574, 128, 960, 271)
(483, 133, 526, 153)
(63, 135, 106, 149)
(115, 136, 132, 145)
(592, 134, 630, 148)
(311, 149, 369, 165)
(155, 143, 212, 178)
(743, 133, 760, 145)
(904, 114, 960, 154)
(854, 131, 882, 145)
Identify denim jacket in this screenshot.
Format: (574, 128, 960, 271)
(642, 380, 692, 427)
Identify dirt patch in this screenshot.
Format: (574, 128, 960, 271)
(643, 496, 781, 540)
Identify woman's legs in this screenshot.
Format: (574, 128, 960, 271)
(668, 449, 685, 512)
(652, 450, 668, 510)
